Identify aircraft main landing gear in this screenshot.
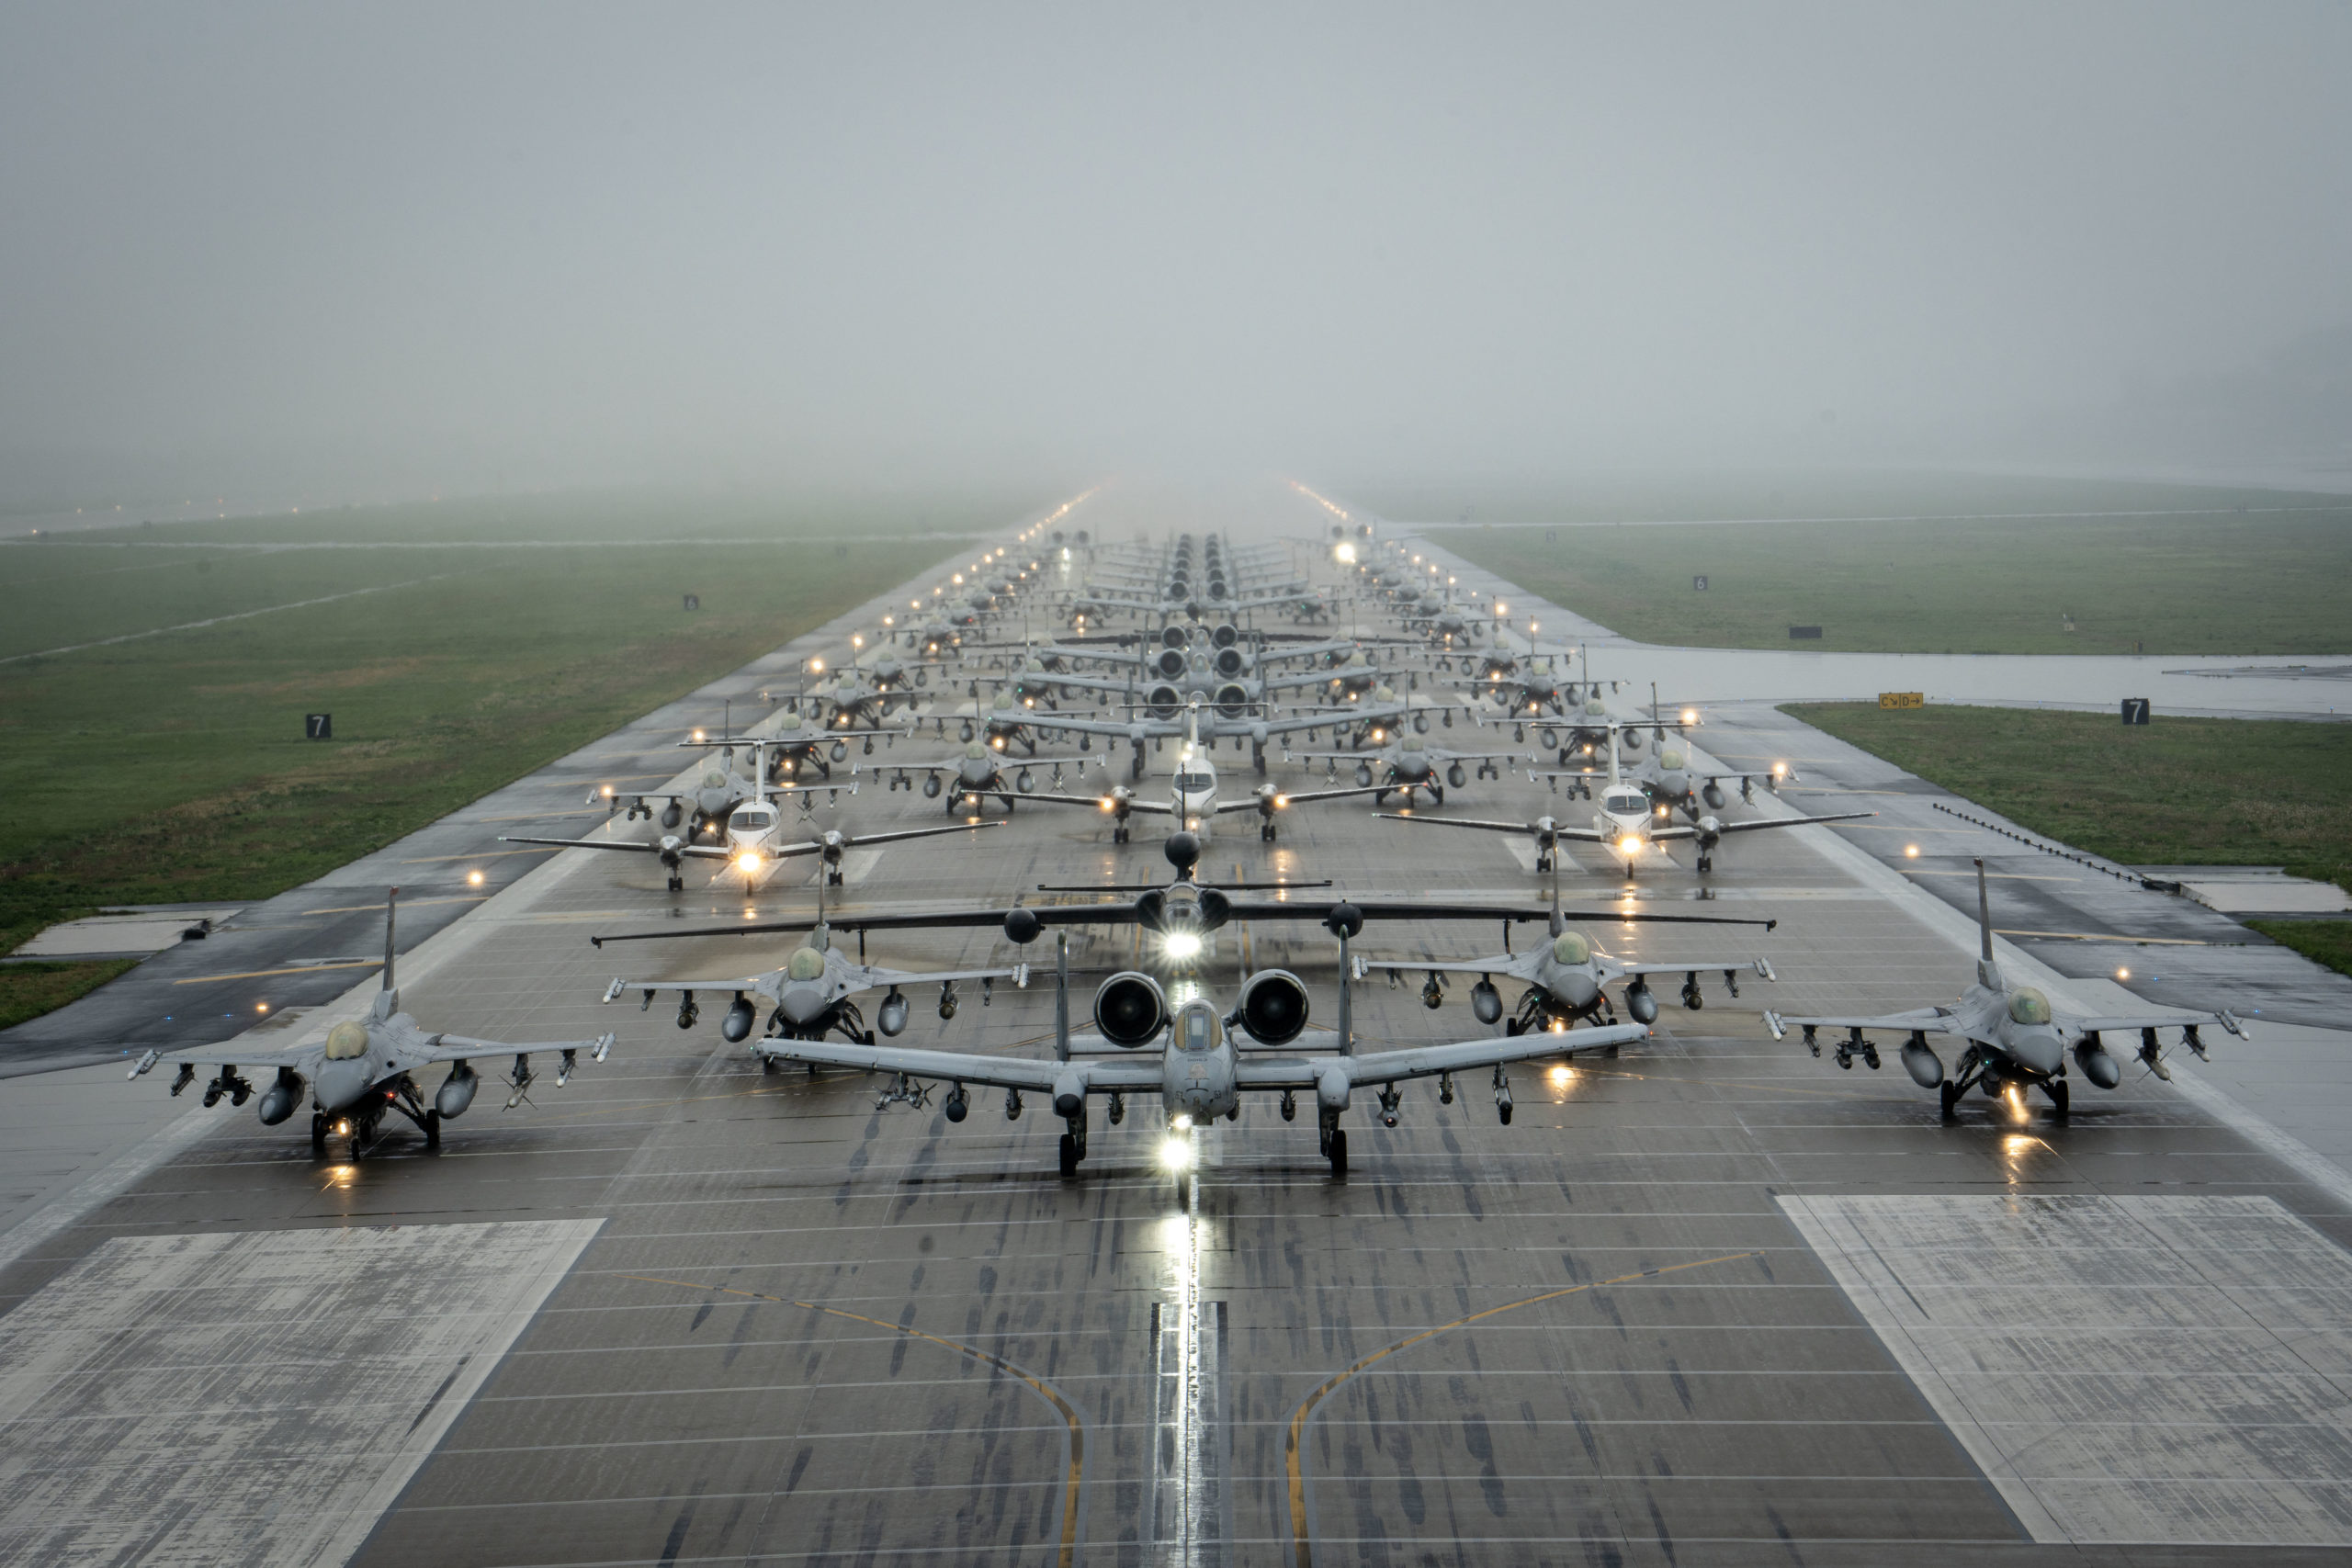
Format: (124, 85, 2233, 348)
(311, 1111, 327, 1156)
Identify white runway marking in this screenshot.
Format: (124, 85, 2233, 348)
(0, 1218, 602, 1567)
(1781, 1193, 2352, 1547)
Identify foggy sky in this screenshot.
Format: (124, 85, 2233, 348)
(5, 3, 2348, 504)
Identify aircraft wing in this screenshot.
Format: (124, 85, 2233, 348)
(1213, 784, 1387, 814)
(855, 963, 1030, 988)
(129, 1042, 322, 1076)
(2070, 1010, 2246, 1040)
(759, 1040, 1162, 1094)
(1765, 1008, 1961, 1037)
(767, 821, 1006, 856)
(604, 975, 771, 997)
(1361, 953, 1544, 982)
(424, 1031, 616, 1064)
(1017, 791, 1173, 816)
(1235, 1023, 1651, 1089)
(1648, 810, 1876, 840)
(499, 834, 733, 860)
(1615, 958, 1776, 981)
(1378, 813, 1538, 835)
(1222, 706, 1407, 739)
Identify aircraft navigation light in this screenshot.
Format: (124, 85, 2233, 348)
(1905, 844, 1919, 857)
(467, 870, 485, 886)
(1159, 1137, 1193, 1170)
(1163, 931, 1204, 962)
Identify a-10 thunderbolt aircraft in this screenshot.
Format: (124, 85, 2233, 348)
(1768, 859, 2248, 1118)
(1384, 721, 1871, 876)
(1289, 729, 1516, 807)
(1020, 723, 1386, 843)
(129, 891, 612, 1155)
(600, 922, 1027, 1049)
(1040, 687, 1408, 778)
(750, 901, 1651, 1190)
(863, 741, 1092, 815)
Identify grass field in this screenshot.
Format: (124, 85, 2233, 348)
(1789, 702, 2352, 975)
(0, 489, 1035, 1021)
(1360, 471, 2352, 655)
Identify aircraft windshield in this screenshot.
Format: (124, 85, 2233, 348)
(1551, 931, 1591, 966)
(1182, 1010, 1214, 1051)
(2007, 987, 2052, 1026)
(1606, 791, 1645, 815)
(323, 1021, 368, 1060)
(731, 810, 775, 834)
(1174, 773, 1213, 792)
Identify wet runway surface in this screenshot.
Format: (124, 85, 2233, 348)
(5, 490, 2350, 1566)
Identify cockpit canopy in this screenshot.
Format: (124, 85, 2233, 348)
(323, 1021, 369, 1060)
(1401, 734, 1425, 753)
(786, 947, 827, 982)
(1605, 789, 1646, 816)
(1178, 1004, 1220, 1053)
(2007, 987, 2052, 1026)
(730, 807, 775, 834)
(701, 772, 729, 790)
(1173, 772, 1213, 793)
(1551, 931, 1592, 966)
(1659, 748, 1685, 771)
(965, 742, 989, 760)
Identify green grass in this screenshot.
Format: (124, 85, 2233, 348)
(0, 490, 1030, 977)
(1786, 704, 2352, 895)
(1364, 471, 2352, 655)
(2245, 919, 2352, 979)
(0, 959, 139, 1031)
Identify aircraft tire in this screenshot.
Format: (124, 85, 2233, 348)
(1328, 1128, 1348, 1176)
(1057, 1133, 1079, 1179)
(311, 1113, 327, 1157)
(2046, 1078, 2070, 1118)
(1939, 1080, 1962, 1119)
(424, 1110, 441, 1148)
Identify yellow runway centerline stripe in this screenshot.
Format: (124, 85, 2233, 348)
(174, 960, 381, 985)
(1283, 1250, 1758, 1568)
(622, 1273, 1087, 1568)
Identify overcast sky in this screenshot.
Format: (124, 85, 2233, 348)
(4, 3, 2347, 502)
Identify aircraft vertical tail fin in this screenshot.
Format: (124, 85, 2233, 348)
(1973, 857, 2004, 988)
(382, 886, 399, 992)
(1054, 931, 1071, 1063)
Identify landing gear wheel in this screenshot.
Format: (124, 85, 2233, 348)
(311, 1112, 327, 1156)
(1504, 1019, 1522, 1036)
(2046, 1079, 2070, 1118)
(1939, 1080, 1962, 1120)
(1430, 785, 1444, 807)
(1057, 1133, 1079, 1179)
(1696, 855, 1713, 874)
(1328, 1128, 1348, 1176)
(667, 874, 684, 893)
(424, 1109, 441, 1148)
(1498, 1102, 1513, 1125)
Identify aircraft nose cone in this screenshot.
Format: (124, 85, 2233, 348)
(2013, 1030, 2064, 1076)
(313, 1059, 372, 1112)
(1558, 975, 1600, 1010)
(781, 989, 828, 1025)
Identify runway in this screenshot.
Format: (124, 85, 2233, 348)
(4, 484, 2350, 1566)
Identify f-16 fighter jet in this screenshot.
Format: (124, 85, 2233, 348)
(865, 741, 1092, 815)
(129, 891, 612, 1155)
(602, 931, 1026, 1050)
(1767, 859, 2247, 1118)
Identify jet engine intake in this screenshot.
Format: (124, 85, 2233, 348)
(1234, 968, 1310, 1044)
(1093, 971, 1168, 1046)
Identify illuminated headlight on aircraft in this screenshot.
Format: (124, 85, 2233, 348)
(735, 852, 762, 874)
(1681, 709, 1698, 725)
(1098, 796, 1116, 812)
(1172, 1114, 1193, 1131)
(1334, 543, 1356, 563)
(1272, 795, 1288, 808)
(1618, 836, 1642, 855)
(809, 659, 825, 674)
(1655, 806, 1668, 818)
(1163, 931, 1204, 962)
(1771, 761, 1787, 777)
(601, 785, 615, 798)
(1547, 1018, 1566, 1033)
(691, 728, 706, 743)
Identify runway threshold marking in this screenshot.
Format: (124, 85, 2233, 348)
(1283, 1250, 1759, 1567)
(621, 1273, 1087, 1567)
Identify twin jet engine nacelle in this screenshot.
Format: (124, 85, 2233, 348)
(1233, 968, 1310, 1044)
(1093, 972, 1168, 1047)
